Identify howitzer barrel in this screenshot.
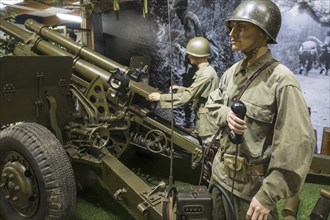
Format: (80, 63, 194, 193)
(0, 19, 34, 43)
(1, 19, 157, 99)
(24, 19, 129, 74)
(0, 19, 112, 89)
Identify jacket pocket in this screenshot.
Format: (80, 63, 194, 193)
(196, 108, 219, 140)
(207, 85, 230, 107)
(241, 101, 275, 157)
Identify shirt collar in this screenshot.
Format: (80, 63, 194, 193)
(193, 63, 209, 79)
(234, 50, 274, 78)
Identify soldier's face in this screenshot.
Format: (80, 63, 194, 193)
(188, 54, 198, 65)
(228, 21, 264, 52)
(188, 55, 207, 66)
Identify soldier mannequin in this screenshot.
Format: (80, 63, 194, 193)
(199, 1, 315, 219)
(173, 0, 204, 129)
(319, 30, 330, 75)
(148, 37, 218, 137)
(173, 0, 219, 129)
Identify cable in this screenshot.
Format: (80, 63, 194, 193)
(166, 0, 175, 187)
(162, 186, 178, 220)
(230, 143, 239, 201)
(209, 183, 235, 220)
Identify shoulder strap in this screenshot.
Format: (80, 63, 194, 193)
(233, 58, 278, 101)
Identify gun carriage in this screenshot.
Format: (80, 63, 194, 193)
(0, 18, 205, 220)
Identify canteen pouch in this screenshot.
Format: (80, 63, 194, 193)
(223, 153, 248, 183)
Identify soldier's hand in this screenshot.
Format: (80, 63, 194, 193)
(226, 110, 247, 135)
(246, 197, 270, 220)
(169, 85, 179, 93)
(148, 92, 161, 101)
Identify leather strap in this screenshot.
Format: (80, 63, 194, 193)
(233, 58, 278, 101)
(210, 58, 279, 143)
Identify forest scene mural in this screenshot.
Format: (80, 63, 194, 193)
(96, 0, 329, 150)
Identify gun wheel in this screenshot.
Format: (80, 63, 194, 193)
(0, 123, 76, 220)
(144, 129, 167, 153)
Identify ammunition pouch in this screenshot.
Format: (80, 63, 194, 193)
(224, 154, 248, 183)
(223, 153, 268, 183)
(202, 142, 220, 182)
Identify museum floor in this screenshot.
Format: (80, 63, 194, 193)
(0, 148, 329, 220)
(69, 149, 329, 220)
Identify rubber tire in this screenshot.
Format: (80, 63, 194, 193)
(0, 123, 76, 220)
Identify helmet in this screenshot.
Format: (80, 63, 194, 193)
(186, 37, 210, 57)
(225, 0, 281, 44)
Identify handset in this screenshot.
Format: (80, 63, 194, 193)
(228, 101, 247, 144)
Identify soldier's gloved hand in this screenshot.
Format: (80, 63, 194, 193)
(148, 92, 161, 101)
(246, 197, 270, 220)
(226, 110, 247, 135)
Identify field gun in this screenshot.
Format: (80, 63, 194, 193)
(0, 18, 205, 220)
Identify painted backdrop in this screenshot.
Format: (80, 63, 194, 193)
(93, 0, 329, 150)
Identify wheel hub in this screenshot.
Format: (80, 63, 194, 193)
(0, 152, 38, 217)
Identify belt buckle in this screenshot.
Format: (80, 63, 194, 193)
(246, 164, 255, 176)
(247, 163, 266, 176)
